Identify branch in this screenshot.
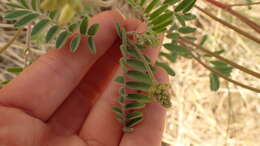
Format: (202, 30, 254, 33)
(0, 29, 22, 54)
(178, 41, 260, 93)
(204, 0, 260, 34)
(195, 5, 260, 44)
(229, 2, 260, 7)
(179, 37, 260, 79)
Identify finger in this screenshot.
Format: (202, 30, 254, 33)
(79, 19, 164, 146)
(78, 19, 142, 146)
(120, 67, 168, 146)
(47, 40, 121, 135)
(0, 11, 124, 121)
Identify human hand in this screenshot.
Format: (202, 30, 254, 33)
(0, 11, 168, 146)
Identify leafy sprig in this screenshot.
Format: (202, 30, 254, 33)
(113, 24, 172, 132)
(4, 0, 99, 53)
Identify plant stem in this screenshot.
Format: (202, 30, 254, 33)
(204, 0, 260, 34)
(229, 2, 260, 7)
(0, 29, 22, 54)
(178, 41, 260, 93)
(179, 37, 260, 79)
(25, 24, 32, 67)
(120, 32, 129, 131)
(195, 6, 260, 44)
(128, 41, 156, 83)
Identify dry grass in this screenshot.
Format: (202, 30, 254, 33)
(0, 0, 260, 146)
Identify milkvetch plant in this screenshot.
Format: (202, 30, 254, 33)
(1, 0, 260, 132)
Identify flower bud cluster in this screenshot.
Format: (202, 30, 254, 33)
(148, 83, 172, 108)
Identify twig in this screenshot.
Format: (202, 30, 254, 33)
(195, 6, 260, 44)
(178, 41, 260, 93)
(24, 25, 32, 67)
(0, 29, 22, 54)
(204, 0, 260, 34)
(179, 37, 260, 79)
(229, 2, 260, 7)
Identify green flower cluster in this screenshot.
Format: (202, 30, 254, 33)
(148, 83, 172, 108)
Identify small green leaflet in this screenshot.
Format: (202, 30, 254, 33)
(0, 80, 10, 86)
(115, 76, 124, 84)
(199, 35, 208, 46)
(127, 70, 152, 83)
(70, 34, 81, 52)
(184, 36, 197, 41)
(163, 0, 180, 5)
(164, 43, 191, 58)
(125, 102, 145, 110)
(126, 117, 143, 128)
(14, 13, 39, 28)
(88, 36, 97, 54)
(140, 0, 146, 6)
(175, 0, 195, 12)
(80, 17, 88, 35)
(112, 106, 123, 114)
(210, 61, 233, 77)
(120, 58, 128, 72)
(144, 0, 160, 14)
(156, 61, 176, 76)
(150, 11, 173, 25)
(31, 0, 38, 10)
(127, 49, 139, 58)
(56, 31, 70, 48)
(49, 11, 57, 19)
(19, 0, 30, 9)
(117, 96, 125, 104)
(183, 13, 197, 20)
(183, 0, 196, 13)
(119, 88, 125, 95)
(167, 33, 180, 39)
(46, 25, 59, 43)
(126, 81, 151, 91)
(31, 19, 50, 36)
(149, 4, 168, 20)
(127, 94, 152, 102)
(88, 24, 100, 36)
(210, 61, 228, 67)
(178, 26, 196, 34)
(5, 10, 31, 20)
(116, 23, 122, 38)
(126, 112, 143, 121)
(210, 73, 220, 91)
(69, 22, 80, 32)
(6, 2, 25, 9)
(7, 67, 23, 73)
(160, 52, 177, 62)
(152, 19, 172, 32)
(213, 66, 233, 77)
(175, 14, 186, 26)
(126, 59, 146, 70)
